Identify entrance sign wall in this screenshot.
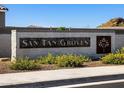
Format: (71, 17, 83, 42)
(11, 29, 115, 61)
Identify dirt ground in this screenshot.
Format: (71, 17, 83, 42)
(83, 61, 116, 67)
(0, 60, 116, 74)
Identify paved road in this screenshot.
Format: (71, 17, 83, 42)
(78, 82, 124, 88)
(52, 79, 124, 88)
(3, 82, 124, 88)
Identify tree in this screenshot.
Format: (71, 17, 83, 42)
(56, 27, 66, 31)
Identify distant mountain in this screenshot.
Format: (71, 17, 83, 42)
(98, 17, 124, 28)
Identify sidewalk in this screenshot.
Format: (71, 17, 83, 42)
(0, 65, 124, 87)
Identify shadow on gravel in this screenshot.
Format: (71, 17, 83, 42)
(1, 74, 124, 88)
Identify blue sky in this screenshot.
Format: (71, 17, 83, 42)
(4, 4, 124, 28)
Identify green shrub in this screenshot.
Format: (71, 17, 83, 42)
(101, 53, 124, 64)
(116, 47, 124, 54)
(56, 27, 66, 31)
(10, 54, 91, 70)
(36, 53, 56, 64)
(55, 54, 91, 67)
(10, 57, 41, 70)
(36, 53, 91, 66)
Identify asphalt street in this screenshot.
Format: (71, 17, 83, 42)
(77, 82, 124, 88)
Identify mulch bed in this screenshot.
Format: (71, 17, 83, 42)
(0, 61, 117, 74)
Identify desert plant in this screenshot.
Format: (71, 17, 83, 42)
(116, 47, 124, 54)
(10, 57, 41, 70)
(55, 54, 91, 67)
(101, 53, 124, 64)
(36, 53, 56, 64)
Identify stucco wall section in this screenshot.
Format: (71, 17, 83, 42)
(115, 34, 124, 50)
(0, 34, 11, 57)
(0, 12, 5, 27)
(12, 31, 115, 59)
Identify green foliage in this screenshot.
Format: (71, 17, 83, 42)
(10, 54, 91, 70)
(101, 53, 124, 64)
(37, 53, 91, 67)
(55, 54, 91, 67)
(116, 47, 124, 54)
(56, 27, 66, 31)
(10, 57, 41, 70)
(36, 53, 56, 64)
